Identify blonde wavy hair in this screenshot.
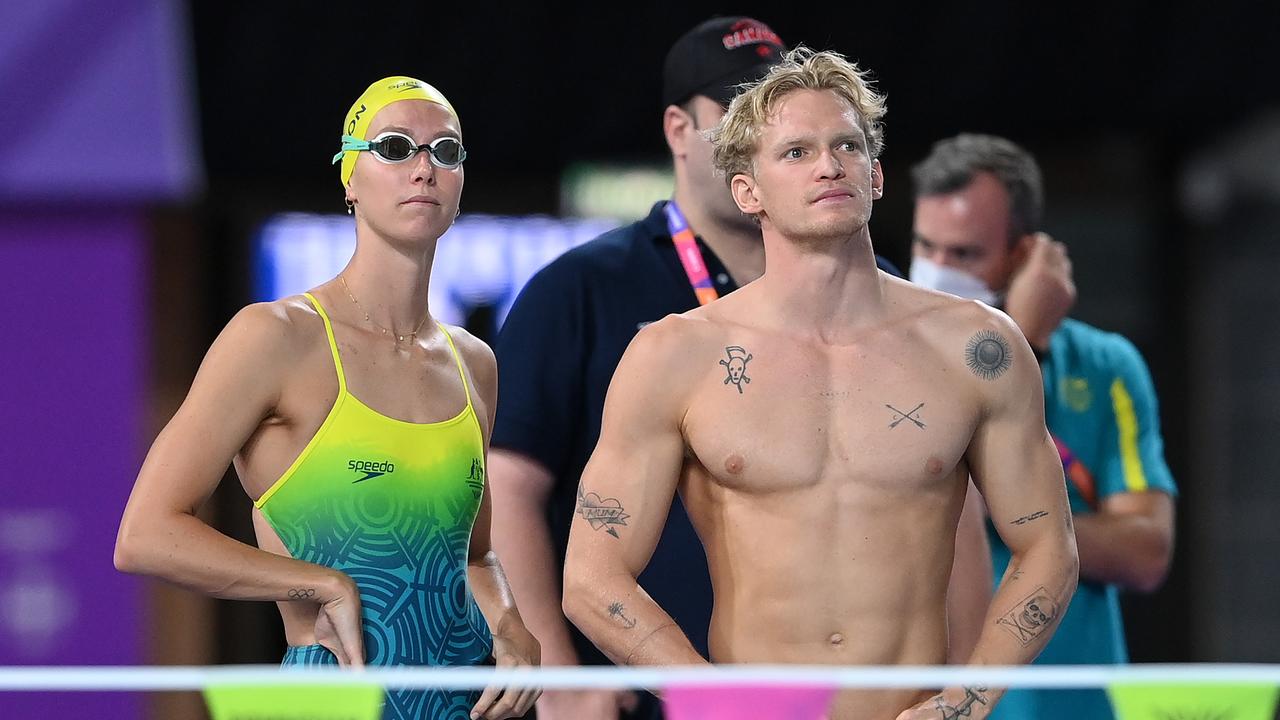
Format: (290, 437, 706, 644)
(710, 46, 886, 185)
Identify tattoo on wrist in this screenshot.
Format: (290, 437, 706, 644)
(886, 402, 926, 429)
(932, 686, 989, 720)
(1010, 510, 1049, 526)
(287, 588, 316, 600)
(607, 601, 637, 629)
(965, 330, 1013, 380)
(996, 586, 1059, 646)
(576, 485, 630, 538)
(719, 346, 753, 394)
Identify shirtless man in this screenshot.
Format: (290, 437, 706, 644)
(561, 49, 1079, 720)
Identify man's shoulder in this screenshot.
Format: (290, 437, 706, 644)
(1052, 318, 1148, 376)
(627, 311, 719, 354)
(534, 210, 666, 283)
(606, 312, 725, 411)
(502, 213, 668, 336)
(885, 276, 1017, 341)
(882, 280, 1039, 400)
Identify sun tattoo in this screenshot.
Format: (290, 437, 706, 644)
(965, 330, 1013, 380)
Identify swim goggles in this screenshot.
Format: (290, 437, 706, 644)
(331, 131, 467, 169)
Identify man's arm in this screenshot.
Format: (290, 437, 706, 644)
(1003, 233, 1075, 353)
(562, 320, 707, 666)
(488, 451, 581, 659)
(964, 313, 1078, 702)
(1006, 237, 1175, 593)
(489, 452, 634, 719)
(1072, 492, 1174, 592)
(1076, 338, 1177, 592)
(899, 311, 1078, 720)
(489, 259, 638, 718)
(485, 257, 588, 671)
(114, 302, 365, 666)
(946, 479, 993, 663)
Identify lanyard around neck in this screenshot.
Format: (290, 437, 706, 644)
(663, 200, 719, 306)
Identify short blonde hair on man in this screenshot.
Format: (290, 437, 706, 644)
(710, 46, 886, 185)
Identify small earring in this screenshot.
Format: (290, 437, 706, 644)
(345, 198, 354, 215)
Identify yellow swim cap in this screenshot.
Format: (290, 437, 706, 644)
(336, 76, 458, 186)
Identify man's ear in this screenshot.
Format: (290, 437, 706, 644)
(871, 159, 885, 199)
(1010, 231, 1039, 267)
(662, 105, 694, 159)
(730, 172, 762, 216)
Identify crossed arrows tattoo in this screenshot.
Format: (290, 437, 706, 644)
(886, 403, 926, 429)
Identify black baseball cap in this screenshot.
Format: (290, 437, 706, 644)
(662, 16, 786, 108)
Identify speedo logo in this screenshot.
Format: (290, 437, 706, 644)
(349, 459, 395, 483)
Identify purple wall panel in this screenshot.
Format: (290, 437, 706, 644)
(0, 0, 203, 201)
(0, 209, 147, 717)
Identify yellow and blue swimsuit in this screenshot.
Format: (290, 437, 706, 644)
(255, 293, 492, 720)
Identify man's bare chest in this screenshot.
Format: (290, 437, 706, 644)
(681, 341, 978, 494)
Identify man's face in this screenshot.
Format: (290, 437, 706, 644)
(347, 99, 463, 245)
(912, 172, 1020, 292)
(679, 96, 758, 231)
(733, 89, 882, 242)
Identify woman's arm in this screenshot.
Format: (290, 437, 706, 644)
(114, 301, 365, 666)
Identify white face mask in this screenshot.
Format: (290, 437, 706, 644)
(908, 255, 999, 306)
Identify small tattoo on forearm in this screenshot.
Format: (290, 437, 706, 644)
(719, 346, 753, 394)
(287, 588, 316, 600)
(1010, 570, 1024, 581)
(886, 402, 926, 429)
(623, 621, 677, 665)
(965, 330, 1013, 380)
(932, 686, 989, 719)
(1010, 510, 1049, 526)
(996, 586, 1059, 646)
(607, 601, 637, 629)
(576, 486, 630, 538)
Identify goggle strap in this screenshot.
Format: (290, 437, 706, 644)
(332, 135, 372, 165)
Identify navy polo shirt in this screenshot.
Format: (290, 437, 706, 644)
(492, 200, 901, 665)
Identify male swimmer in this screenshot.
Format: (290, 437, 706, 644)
(562, 49, 1078, 720)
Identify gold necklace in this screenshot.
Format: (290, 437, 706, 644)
(339, 275, 429, 343)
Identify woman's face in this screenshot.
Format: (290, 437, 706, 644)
(346, 99, 464, 247)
